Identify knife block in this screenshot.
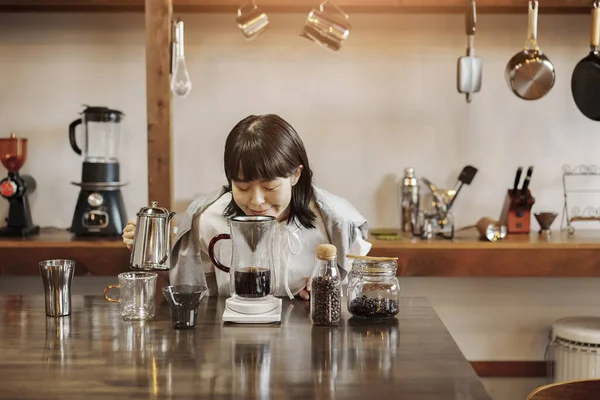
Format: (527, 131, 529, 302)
(499, 189, 536, 234)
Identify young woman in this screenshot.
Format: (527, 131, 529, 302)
(122, 114, 371, 300)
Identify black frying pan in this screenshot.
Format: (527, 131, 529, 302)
(572, 0, 600, 121)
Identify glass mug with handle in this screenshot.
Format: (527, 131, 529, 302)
(236, 0, 269, 40)
(104, 272, 158, 321)
(300, 0, 351, 51)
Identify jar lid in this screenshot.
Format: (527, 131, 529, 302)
(347, 255, 398, 262)
(316, 244, 337, 260)
(348, 255, 398, 273)
(137, 201, 170, 217)
(552, 316, 600, 345)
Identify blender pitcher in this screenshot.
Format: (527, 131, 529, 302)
(68, 105, 123, 183)
(208, 216, 276, 300)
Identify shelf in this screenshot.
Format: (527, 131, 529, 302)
(3, 227, 599, 277)
(0, 229, 130, 276)
(0, 0, 592, 14)
(369, 228, 600, 277)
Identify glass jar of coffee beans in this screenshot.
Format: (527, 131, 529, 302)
(346, 255, 399, 320)
(310, 244, 342, 326)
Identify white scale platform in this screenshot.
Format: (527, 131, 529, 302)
(222, 296, 282, 324)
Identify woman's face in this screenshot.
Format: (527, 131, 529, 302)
(231, 167, 302, 222)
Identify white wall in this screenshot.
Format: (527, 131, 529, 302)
(1, 11, 600, 362)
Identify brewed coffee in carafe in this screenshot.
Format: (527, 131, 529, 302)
(208, 215, 276, 300)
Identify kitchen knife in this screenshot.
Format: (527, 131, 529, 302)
(513, 166, 523, 194)
(520, 166, 534, 197)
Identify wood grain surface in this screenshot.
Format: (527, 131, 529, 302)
(0, 0, 592, 13)
(0, 295, 492, 399)
(2, 229, 600, 277)
(145, 0, 173, 211)
(527, 379, 600, 400)
(0, 230, 130, 276)
(368, 229, 600, 277)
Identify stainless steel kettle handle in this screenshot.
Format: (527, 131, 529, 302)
(158, 212, 176, 266)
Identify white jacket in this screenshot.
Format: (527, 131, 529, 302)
(169, 185, 371, 296)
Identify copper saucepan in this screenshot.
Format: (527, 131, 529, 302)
(505, 0, 555, 101)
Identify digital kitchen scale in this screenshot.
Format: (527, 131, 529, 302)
(222, 296, 282, 324)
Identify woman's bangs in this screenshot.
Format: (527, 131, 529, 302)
(228, 144, 291, 182)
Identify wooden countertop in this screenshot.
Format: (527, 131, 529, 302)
(0, 295, 492, 400)
(0, 229, 124, 248)
(2, 228, 600, 277)
(0, 229, 130, 276)
(368, 228, 600, 277)
(369, 228, 600, 249)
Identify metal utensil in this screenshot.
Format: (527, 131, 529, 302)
(130, 201, 175, 271)
(476, 217, 507, 242)
(571, 0, 600, 121)
(447, 165, 478, 210)
(457, 0, 482, 103)
(505, 1, 555, 100)
(420, 177, 450, 216)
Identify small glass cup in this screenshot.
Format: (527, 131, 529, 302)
(162, 285, 207, 329)
(104, 272, 157, 321)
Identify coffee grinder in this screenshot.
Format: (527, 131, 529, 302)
(0, 132, 39, 237)
(69, 106, 127, 237)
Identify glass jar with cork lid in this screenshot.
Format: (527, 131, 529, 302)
(346, 255, 400, 320)
(310, 244, 342, 326)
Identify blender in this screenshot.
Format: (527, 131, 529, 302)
(68, 105, 127, 237)
(0, 132, 39, 237)
(208, 215, 282, 324)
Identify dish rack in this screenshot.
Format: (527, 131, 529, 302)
(561, 164, 600, 234)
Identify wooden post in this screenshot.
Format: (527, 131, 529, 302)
(145, 0, 173, 210)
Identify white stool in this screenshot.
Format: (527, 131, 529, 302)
(548, 316, 600, 383)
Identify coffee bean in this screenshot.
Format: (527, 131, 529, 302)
(349, 295, 399, 319)
(311, 276, 341, 326)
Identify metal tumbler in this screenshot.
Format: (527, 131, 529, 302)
(39, 259, 75, 317)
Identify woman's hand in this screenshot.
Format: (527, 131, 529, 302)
(122, 219, 136, 250)
(298, 277, 312, 300)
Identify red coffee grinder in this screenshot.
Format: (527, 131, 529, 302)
(0, 132, 39, 236)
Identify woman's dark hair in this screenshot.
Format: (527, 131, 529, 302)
(223, 114, 317, 229)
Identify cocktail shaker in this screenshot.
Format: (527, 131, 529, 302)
(400, 168, 420, 235)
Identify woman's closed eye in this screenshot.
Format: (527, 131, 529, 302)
(264, 185, 280, 191)
(234, 184, 250, 192)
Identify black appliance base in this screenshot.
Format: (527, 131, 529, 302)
(70, 188, 127, 237)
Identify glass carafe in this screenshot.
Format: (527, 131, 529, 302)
(69, 105, 123, 164)
(208, 215, 276, 300)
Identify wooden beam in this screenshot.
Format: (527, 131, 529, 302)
(0, 0, 594, 14)
(145, 0, 173, 211)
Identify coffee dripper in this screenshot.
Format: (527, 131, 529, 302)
(208, 215, 282, 324)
